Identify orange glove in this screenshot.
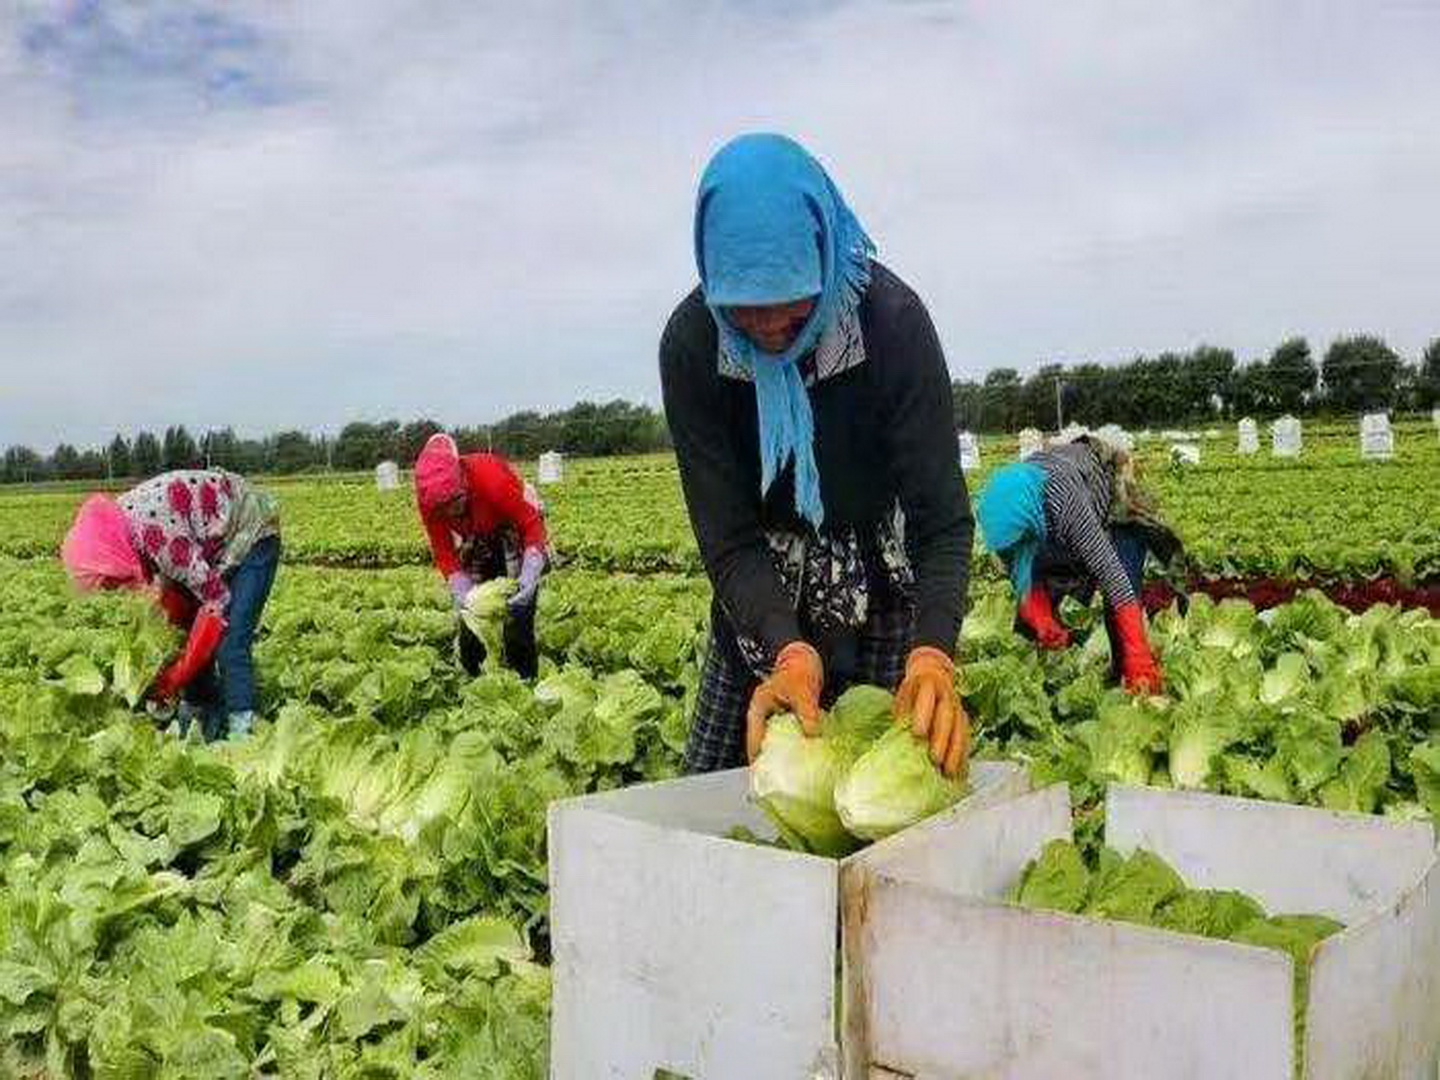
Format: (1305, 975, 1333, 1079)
(894, 646, 970, 778)
(745, 641, 823, 763)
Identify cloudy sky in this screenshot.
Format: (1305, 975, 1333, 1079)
(3, 1, 1438, 450)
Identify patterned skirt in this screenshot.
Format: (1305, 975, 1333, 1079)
(683, 513, 916, 774)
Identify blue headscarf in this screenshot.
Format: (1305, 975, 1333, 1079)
(976, 462, 1048, 595)
(693, 133, 875, 529)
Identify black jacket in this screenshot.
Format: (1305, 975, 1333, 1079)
(660, 262, 973, 657)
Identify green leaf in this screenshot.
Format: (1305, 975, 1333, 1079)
(1319, 730, 1391, 814)
(54, 654, 105, 696)
(1012, 839, 1090, 913)
(251, 960, 344, 1006)
(416, 915, 530, 982)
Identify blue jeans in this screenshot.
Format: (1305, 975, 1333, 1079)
(197, 535, 280, 738)
(1109, 525, 1148, 597)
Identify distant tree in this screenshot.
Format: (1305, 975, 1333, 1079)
(1266, 337, 1317, 415)
(981, 368, 1022, 433)
(201, 428, 235, 469)
(1017, 364, 1065, 431)
(162, 425, 200, 470)
(51, 443, 82, 479)
(492, 410, 546, 459)
(76, 448, 108, 480)
(1321, 335, 1403, 413)
(951, 379, 984, 432)
(1183, 345, 1236, 418)
(1227, 362, 1272, 419)
(1061, 363, 1108, 427)
(2, 445, 43, 483)
(106, 435, 132, 478)
(132, 431, 162, 476)
(334, 422, 391, 470)
(235, 439, 269, 474)
(398, 419, 444, 464)
(1418, 337, 1440, 408)
(268, 430, 319, 474)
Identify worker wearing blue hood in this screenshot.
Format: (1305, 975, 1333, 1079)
(661, 133, 973, 778)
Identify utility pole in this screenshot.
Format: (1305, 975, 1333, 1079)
(1053, 374, 1065, 433)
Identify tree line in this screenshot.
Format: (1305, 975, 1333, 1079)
(0, 400, 671, 484)
(954, 334, 1440, 433)
(4, 333, 1438, 484)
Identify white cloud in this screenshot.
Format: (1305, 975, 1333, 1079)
(2, 0, 1438, 450)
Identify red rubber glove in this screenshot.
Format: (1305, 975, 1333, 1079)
(151, 606, 226, 702)
(1017, 586, 1071, 650)
(1111, 600, 1163, 694)
(155, 583, 197, 628)
(745, 641, 823, 763)
(894, 646, 970, 778)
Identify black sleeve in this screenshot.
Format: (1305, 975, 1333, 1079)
(659, 296, 801, 657)
(874, 287, 973, 654)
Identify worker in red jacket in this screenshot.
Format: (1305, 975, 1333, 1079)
(414, 433, 548, 678)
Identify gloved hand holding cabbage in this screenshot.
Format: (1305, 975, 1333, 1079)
(749, 683, 970, 856)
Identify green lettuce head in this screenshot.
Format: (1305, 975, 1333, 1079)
(833, 725, 969, 842)
(749, 686, 894, 857)
(750, 715, 863, 857)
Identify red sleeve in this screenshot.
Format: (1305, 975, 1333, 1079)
(468, 455, 548, 550)
(156, 583, 197, 628)
(421, 507, 462, 577)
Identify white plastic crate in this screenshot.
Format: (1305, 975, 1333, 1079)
(845, 783, 1440, 1080)
(1238, 417, 1260, 454)
(1361, 412, 1395, 460)
(957, 431, 981, 472)
(548, 761, 1029, 1080)
(538, 451, 564, 484)
(1169, 442, 1201, 466)
(1095, 423, 1134, 452)
(1272, 415, 1303, 457)
(374, 460, 400, 490)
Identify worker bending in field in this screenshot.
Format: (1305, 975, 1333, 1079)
(61, 470, 281, 740)
(661, 133, 973, 777)
(976, 434, 1183, 694)
(414, 432, 548, 679)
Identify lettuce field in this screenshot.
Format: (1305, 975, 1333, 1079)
(0, 426, 1438, 1077)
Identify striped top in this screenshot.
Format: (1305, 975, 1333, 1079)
(1029, 443, 1136, 609)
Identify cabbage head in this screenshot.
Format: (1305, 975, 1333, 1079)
(749, 685, 894, 857)
(750, 715, 863, 857)
(833, 725, 969, 842)
(460, 578, 516, 673)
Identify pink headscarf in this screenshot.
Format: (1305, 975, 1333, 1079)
(414, 432, 466, 515)
(61, 495, 144, 591)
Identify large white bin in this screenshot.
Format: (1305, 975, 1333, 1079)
(548, 761, 1029, 1080)
(846, 783, 1440, 1080)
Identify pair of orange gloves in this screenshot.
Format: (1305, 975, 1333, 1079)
(745, 642, 970, 778)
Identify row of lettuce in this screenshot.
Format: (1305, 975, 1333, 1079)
(0, 559, 709, 1078)
(1, 548, 1438, 1075)
(3, 437, 1437, 581)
